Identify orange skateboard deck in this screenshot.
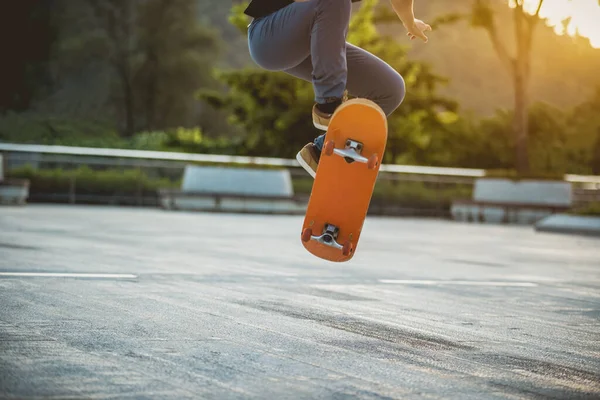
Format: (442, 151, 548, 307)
(300, 98, 388, 262)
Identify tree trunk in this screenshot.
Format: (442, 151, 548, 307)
(513, 68, 529, 174)
(473, 0, 544, 174)
(513, 3, 535, 174)
(117, 63, 135, 137)
(123, 76, 135, 137)
(592, 129, 600, 175)
(145, 50, 158, 131)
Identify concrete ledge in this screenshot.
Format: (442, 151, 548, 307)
(473, 178, 572, 206)
(158, 165, 303, 214)
(182, 165, 293, 197)
(452, 178, 572, 224)
(535, 214, 600, 237)
(158, 190, 307, 215)
(0, 179, 30, 205)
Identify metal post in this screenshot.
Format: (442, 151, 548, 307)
(69, 175, 76, 204)
(136, 174, 142, 206)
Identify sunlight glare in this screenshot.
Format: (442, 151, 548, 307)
(513, 0, 600, 48)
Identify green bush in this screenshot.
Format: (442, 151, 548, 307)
(372, 180, 472, 208)
(569, 202, 600, 217)
(484, 169, 566, 181)
(0, 113, 239, 154)
(10, 164, 473, 212)
(8, 165, 179, 197)
(0, 112, 120, 146)
(292, 176, 472, 208)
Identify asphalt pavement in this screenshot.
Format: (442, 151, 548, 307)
(1, 205, 599, 399)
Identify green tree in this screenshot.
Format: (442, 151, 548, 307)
(0, 0, 57, 112)
(469, 0, 545, 174)
(567, 85, 600, 174)
(349, 0, 457, 164)
(202, 0, 457, 160)
(85, 0, 139, 137)
(136, 0, 221, 131)
(435, 86, 600, 175)
(48, 0, 220, 137)
(200, 2, 331, 157)
(201, 68, 316, 157)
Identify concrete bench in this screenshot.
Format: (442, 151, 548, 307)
(535, 214, 600, 237)
(0, 153, 30, 205)
(159, 165, 307, 214)
(451, 178, 572, 224)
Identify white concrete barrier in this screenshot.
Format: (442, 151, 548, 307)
(159, 165, 305, 214)
(0, 184, 29, 205)
(0, 153, 30, 205)
(452, 178, 572, 224)
(473, 178, 572, 207)
(181, 165, 293, 197)
(535, 214, 600, 237)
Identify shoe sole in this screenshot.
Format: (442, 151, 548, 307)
(296, 151, 317, 178)
(313, 98, 386, 132)
(313, 120, 329, 131)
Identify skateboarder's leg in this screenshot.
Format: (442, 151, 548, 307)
(248, 0, 352, 106)
(247, 0, 404, 177)
(286, 43, 405, 150)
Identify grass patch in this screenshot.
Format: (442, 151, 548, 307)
(293, 177, 472, 208)
(484, 169, 565, 181)
(569, 202, 600, 217)
(10, 165, 474, 212)
(8, 165, 179, 198)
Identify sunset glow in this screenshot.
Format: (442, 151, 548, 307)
(512, 0, 600, 48)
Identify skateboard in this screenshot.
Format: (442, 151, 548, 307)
(300, 98, 388, 262)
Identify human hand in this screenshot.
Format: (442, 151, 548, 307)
(404, 18, 432, 42)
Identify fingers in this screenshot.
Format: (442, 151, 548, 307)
(407, 31, 427, 42)
(406, 24, 430, 42)
(415, 24, 431, 41)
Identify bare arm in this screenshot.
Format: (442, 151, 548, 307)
(390, 0, 431, 42)
(390, 0, 417, 24)
(293, 0, 430, 42)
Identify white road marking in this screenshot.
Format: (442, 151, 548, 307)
(0, 272, 138, 279)
(379, 279, 538, 287)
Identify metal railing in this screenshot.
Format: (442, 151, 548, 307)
(1, 143, 599, 214)
(2, 143, 599, 183)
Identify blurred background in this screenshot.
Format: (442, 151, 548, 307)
(1, 0, 599, 217)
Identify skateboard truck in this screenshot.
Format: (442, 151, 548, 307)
(314, 223, 343, 250)
(301, 223, 353, 256)
(336, 139, 368, 164)
(324, 139, 379, 169)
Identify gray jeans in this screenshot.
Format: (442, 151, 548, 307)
(247, 0, 406, 117)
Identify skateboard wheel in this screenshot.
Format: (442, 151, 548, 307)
(324, 140, 335, 156)
(301, 228, 313, 243)
(342, 241, 353, 256)
(367, 154, 379, 170)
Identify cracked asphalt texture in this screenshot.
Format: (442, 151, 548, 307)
(1, 205, 599, 399)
